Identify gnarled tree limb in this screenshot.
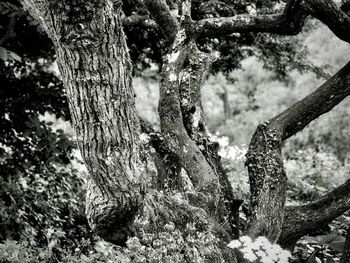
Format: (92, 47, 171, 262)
(280, 179, 350, 248)
(301, 0, 350, 43)
(246, 61, 350, 241)
(194, 0, 350, 45)
(194, 0, 306, 37)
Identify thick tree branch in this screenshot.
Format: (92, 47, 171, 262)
(158, 33, 220, 198)
(194, 0, 350, 45)
(245, 61, 350, 241)
(194, 13, 305, 38)
(280, 179, 350, 248)
(271, 61, 350, 140)
(143, 0, 179, 43)
(156, 2, 228, 220)
(140, 119, 184, 191)
(245, 123, 287, 241)
(301, 0, 350, 43)
(178, 46, 240, 236)
(194, 0, 306, 37)
(179, 46, 215, 142)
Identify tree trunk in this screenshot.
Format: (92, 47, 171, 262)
(20, 0, 148, 245)
(20, 1, 237, 260)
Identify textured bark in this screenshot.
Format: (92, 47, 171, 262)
(140, 120, 183, 191)
(247, 61, 350, 242)
(179, 45, 213, 142)
(20, 0, 148, 245)
(143, 0, 178, 44)
(158, 31, 222, 214)
(245, 123, 287, 241)
(301, 0, 350, 43)
(178, 46, 239, 236)
(20, 1, 238, 259)
(195, 13, 305, 38)
(280, 179, 350, 248)
(194, 0, 350, 45)
(194, 0, 306, 38)
(155, 1, 237, 228)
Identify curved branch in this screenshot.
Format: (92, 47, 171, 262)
(158, 34, 220, 195)
(194, 0, 350, 45)
(179, 46, 240, 235)
(272, 61, 350, 140)
(245, 61, 350, 241)
(301, 0, 350, 43)
(280, 179, 350, 248)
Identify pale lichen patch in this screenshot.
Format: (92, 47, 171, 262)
(192, 109, 201, 128)
(169, 73, 178, 82)
(183, 146, 188, 153)
(140, 133, 151, 144)
(167, 51, 180, 63)
(181, 98, 189, 106)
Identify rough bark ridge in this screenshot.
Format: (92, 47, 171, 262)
(245, 123, 287, 241)
(20, 0, 148, 245)
(178, 46, 239, 236)
(281, 179, 350, 248)
(246, 61, 350, 243)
